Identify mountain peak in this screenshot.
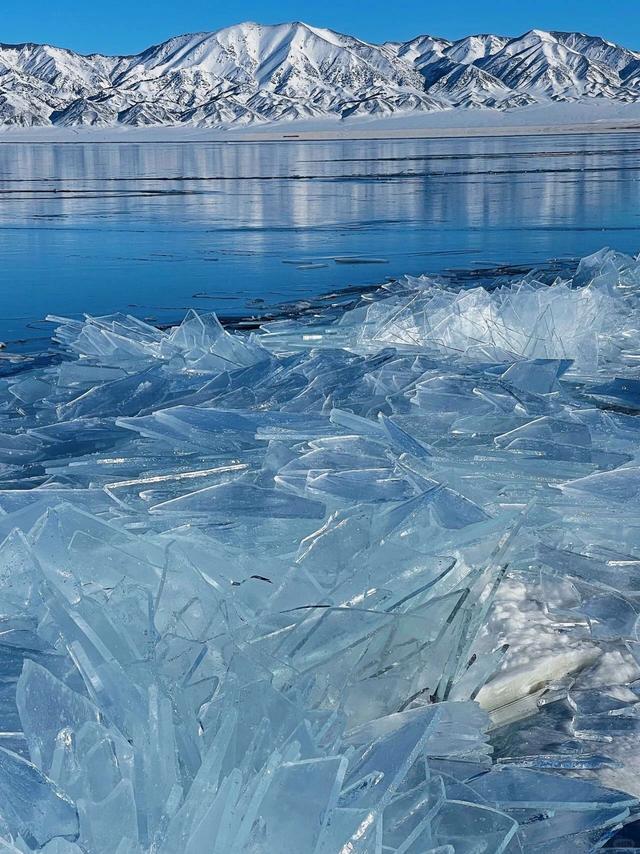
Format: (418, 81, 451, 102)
(1, 23, 639, 129)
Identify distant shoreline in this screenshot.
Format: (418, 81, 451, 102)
(3, 108, 640, 144)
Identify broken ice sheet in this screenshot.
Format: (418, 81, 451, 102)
(0, 746, 78, 847)
(247, 756, 347, 852)
(0, 248, 639, 851)
(16, 660, 100, 776)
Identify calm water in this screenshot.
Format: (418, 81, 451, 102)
(1, 133, 639, 349)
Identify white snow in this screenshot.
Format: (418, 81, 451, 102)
(1, 23, 640, 130)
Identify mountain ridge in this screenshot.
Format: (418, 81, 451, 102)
(1, 21, 640, 128)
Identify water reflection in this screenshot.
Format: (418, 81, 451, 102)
(0, 134, 639, 344)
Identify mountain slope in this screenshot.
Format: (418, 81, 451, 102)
(1, 22, 639, 128)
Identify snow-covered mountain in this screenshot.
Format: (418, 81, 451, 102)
(1, 22, 640, 128)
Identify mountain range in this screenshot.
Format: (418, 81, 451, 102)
(1, 22, 640, 128)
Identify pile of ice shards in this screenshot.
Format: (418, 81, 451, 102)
(1, 248, 640, 852)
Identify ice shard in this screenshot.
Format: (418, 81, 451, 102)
(0, 248, 638, 850)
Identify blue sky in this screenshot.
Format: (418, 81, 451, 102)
(3, 0, 640, 55)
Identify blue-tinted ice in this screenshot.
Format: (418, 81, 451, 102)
(1, 248, 640, 850)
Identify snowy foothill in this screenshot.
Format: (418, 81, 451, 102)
(3, 98, 640, 144)
(0, 247, 640, 850)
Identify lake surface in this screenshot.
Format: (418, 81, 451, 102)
(1, 132, 639, 350)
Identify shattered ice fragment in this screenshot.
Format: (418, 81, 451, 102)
(0, 247, 640, 851)
(16, 660, 100, 775)
(0, 746, 78, 847)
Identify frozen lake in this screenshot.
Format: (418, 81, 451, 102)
(1, 132, 639, 349)
(2, 131, 640, 851)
